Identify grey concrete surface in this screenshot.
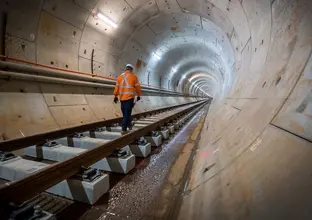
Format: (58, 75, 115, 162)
(0, 156, 109, 204)
(24, 144, 136, 174)
(71, 106, 207, 220)
(0, 0, 312, 219)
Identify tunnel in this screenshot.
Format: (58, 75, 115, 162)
(0, 0, 312, 219)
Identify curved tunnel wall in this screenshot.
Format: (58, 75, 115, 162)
(0, 0, 238, 141)
(0, 0, 312, 218)
(178, 1, 312, 219)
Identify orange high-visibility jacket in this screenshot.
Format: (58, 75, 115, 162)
(113, 71, 142, 101)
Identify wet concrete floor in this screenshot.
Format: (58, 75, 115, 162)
(61, 107, 208, 220)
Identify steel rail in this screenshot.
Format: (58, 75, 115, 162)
(0, 100, 206, 152)
(0, 100, 207, 205)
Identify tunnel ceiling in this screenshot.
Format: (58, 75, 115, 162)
(83, 0, 240, 98)
(2, 0, 253, 98)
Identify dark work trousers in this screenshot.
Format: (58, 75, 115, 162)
(120, 98, 134, 131)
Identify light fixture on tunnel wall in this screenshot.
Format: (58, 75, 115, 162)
(97, 12, 118, 28)
(153, 53, 161, 61)
(172, 67, 177, 73)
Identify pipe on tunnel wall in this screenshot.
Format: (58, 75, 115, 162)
(0, 68, 197, 97)
(0, 60, 194, 96)
(0, 56, 183, 94)
(0, 70, 115, 89)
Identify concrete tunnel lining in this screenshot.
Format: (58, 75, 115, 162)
(0, 0, 312, 219)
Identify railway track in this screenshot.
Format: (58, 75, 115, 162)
(0, 99, 209, 219)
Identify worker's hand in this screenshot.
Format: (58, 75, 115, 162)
(137, 96, 141, 102)
(114, 97, 118, 103)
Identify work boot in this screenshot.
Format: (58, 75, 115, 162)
(128, 121, 135, 131)
(121, 130, 128, 135)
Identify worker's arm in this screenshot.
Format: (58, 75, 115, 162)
(113, 77, 120, 97)
(134, 75, 142, 97)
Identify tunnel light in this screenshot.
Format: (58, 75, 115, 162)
(172, 67, 177, 73)
(97, 12, 118, 28)
(153, 53, 161, 60)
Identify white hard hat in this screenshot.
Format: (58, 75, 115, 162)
(126, 64, 134, 70)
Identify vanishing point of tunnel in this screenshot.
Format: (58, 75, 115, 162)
(0, 0, 312, 219)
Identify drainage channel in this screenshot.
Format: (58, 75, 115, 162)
(0, 100, 209, 220)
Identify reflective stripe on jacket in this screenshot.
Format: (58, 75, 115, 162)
(113, 71, 142, 100)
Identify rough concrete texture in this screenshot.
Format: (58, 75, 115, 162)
(1, 0, 312, 219)
(71, 106, 207, 220)
(0, 156, 110, 204)
(0, 83, 196, 140)
(150, 107, 208, 219)
(24, 144, 136, 174)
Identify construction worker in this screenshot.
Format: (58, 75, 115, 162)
(114, 64, 142, 135)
